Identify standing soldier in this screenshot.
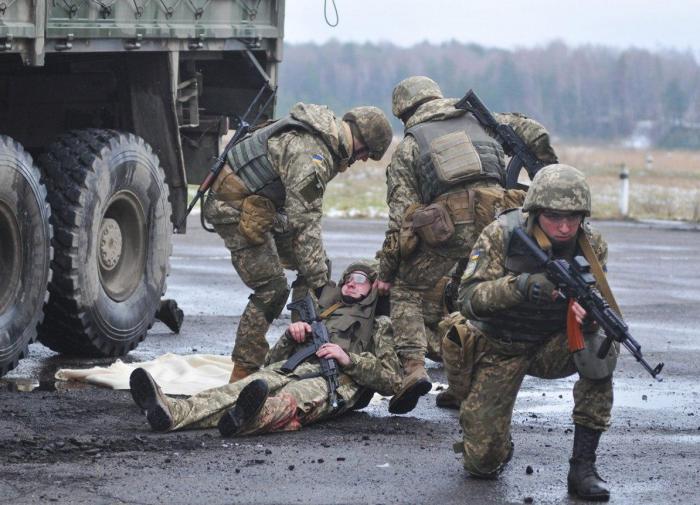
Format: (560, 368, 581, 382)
(204, 103, 392, 382)
(375, 76, 557, 413)
(449, 164, 616, 501)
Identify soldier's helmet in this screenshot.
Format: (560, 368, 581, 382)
(341, 259, 378, 286)
(342, 106, 393, 161)
(522, 164, 591, 216)
(391, 76, 443, 119)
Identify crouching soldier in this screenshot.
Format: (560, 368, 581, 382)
(445, 165, 616, 501)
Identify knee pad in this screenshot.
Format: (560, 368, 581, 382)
(249, 277, 290, 323)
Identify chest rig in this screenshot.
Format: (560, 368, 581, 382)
(317, 284, 378, 355)
(225, 116, 313, 208)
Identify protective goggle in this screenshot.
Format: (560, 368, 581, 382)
(344, 271, 370, 285)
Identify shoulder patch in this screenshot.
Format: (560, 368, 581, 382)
(312, 153, 325, 164)
(462, 249, 481, 280)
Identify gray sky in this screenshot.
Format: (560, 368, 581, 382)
(284, 0, 700, 55)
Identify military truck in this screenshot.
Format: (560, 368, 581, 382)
(0, 0, 285, 376)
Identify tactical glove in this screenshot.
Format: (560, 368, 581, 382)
(517, 272, 557, 305)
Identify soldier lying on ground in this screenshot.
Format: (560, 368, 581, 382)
(128, 261, 427, 437)
(203, 102, 392, 382)
(444, 165, 616, 501)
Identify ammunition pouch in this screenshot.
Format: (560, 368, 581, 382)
(212, 165, 250, 206)
(238, 195, 276, 245)
(399, 203, 422, 257)
(470, 186, 527, 233)
(412, 202, 455, 247)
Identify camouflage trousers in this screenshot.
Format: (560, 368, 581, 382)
(166, 364, 354, 434)
(212, 223, 312, 371)
(392, 223, 477, 362)
(445, 324, 613, 476)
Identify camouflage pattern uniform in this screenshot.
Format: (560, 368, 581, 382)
(205, 103, 391, 373)
(377, 79, 557, 374)
(160, 286, 401, 434)
(450, 166, 614, 482)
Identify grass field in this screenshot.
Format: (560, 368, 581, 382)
(323, 141, 700, 222)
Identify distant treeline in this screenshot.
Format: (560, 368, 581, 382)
(277, 40, 700, 147)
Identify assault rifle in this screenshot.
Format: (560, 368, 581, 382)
(176, 83, 277, 231)
(512, 227, 664, 380)
(455, 90, 549, 189)
(281, 295, 342, 409)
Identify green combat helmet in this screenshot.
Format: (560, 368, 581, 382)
(343, 106, 393, 161)
(522, 164, 591, 216)
(341, 259, 379, 285)
(391, 76, 443, 119)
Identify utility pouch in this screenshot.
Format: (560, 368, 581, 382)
(412, 202, 455, 247)
(470, 187, 526, 232)
(212, 165, 250, 206)
(399, 203, 423, 257)
(238, 195, 276, 245)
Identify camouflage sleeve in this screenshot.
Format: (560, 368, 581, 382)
(263, 331, 297, 366)
(342, 316, 402, 396)
(495, 112, 558, 164)
(376, 137, 422, 282)
(281, 137, 334, 289)
(458, 221, 524, 319)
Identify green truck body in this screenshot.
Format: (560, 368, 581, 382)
(0, 0, 286, 374)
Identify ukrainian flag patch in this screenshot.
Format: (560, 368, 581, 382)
(312, 153, 324, 164)
(462, 249, 481, 279)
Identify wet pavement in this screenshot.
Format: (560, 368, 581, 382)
(1, 217, 699, 504)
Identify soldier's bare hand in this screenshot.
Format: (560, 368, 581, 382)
(316, 343, 351, 367)
(571, 301, 587, 325)
(374, 279, 392, 296)
(288, 322, 312, 343)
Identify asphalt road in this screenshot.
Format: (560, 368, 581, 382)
(1, 217, 699, 505)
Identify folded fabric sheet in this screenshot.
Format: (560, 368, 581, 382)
(55, 353, 232, 396)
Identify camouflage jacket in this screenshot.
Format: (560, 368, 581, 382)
(376, 98, 557, 282)
(263, 314, 401, 397)
(208, 103, 353, 288)
(458, 210, 608, 340)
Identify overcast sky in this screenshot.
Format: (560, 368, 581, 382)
(284, 0, 700, 55)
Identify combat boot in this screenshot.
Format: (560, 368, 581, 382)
(567, 424, 610, 502)
(388, 358, 432, 414)
(435, 388, 461, 410)
(129, 368, 173, 432)
(218, 379, 269, 437)
(155, 299, 184, 333)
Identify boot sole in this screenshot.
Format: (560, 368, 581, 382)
(388, 379, 432, 415)
(218, 379, 269, 437)
(129, 368, 172, 432)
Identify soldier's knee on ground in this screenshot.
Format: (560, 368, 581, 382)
(462, 436, 514, 478)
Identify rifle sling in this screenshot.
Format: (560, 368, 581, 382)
(319, 302, 343, 319)
(577, 233, 622, 316)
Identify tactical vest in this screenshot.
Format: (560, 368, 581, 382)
(225, 116, 313, 208)
(472, 209, 573, 342)
(406, 113, 505, 204)
(317, 284, 378, 355)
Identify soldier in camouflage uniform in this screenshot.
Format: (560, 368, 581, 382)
(203, 103, 393, 382)
(448, 164, 615, 501)
(128, 261, 416, 437)
(374, 76, 557, 414)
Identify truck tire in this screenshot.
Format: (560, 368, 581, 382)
(38, 129, 171, 356)
(0, 136, 52, 376)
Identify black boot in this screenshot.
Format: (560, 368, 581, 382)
(155, 299, 184, 333)
(218, 379, 269, 437)
(567, 424, 610, 502)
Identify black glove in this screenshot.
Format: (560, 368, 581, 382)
(444, 279, 459, 313)
(517, 273, 557, 305)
